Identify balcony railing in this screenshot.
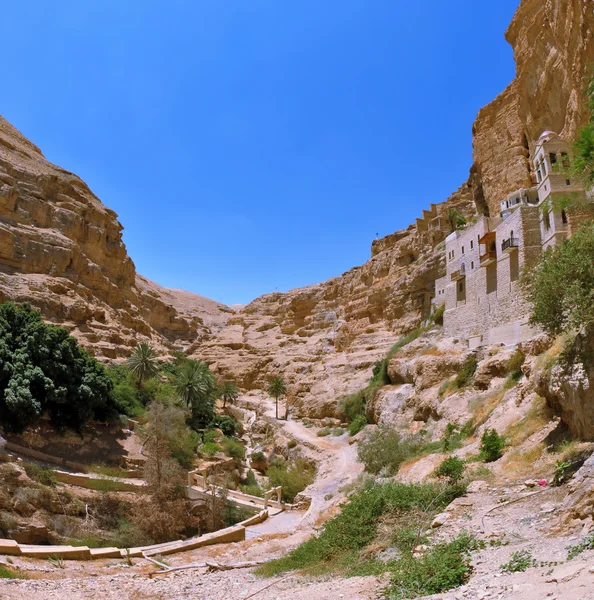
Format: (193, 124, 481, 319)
(501, 237, 519, 253)
(450, 263, 466, 281)
(479, 250, 497, 266)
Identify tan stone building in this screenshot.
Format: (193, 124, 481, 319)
(434, 132, 587, 348)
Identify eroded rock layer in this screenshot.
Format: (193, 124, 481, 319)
(0, 116, 233, 358)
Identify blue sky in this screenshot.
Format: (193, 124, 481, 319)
(3, 1, 520, 305)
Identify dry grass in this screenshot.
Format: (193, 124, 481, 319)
(504, 395, 554, 447)
(501, 443, 545, 479)
(469, 389, 506, 426)
(418, 346, 445, 357)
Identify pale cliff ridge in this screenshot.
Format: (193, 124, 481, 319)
(471, 0, 594, 216)
(0, 116, 234, 358)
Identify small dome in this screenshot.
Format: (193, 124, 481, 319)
(538, 130, 559, 143)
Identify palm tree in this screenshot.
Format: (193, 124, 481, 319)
(127, 342, 159, 387)
(218, 381, 239, 409)
(267, 377, 287, 420)
(445, 208, 467, 233)
(174, 360, 216, 430)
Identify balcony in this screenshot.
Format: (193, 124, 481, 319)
(501, 237, 519, 253)
(450, 263, 466, 281)
(479, 250, 497, 266)
(479, 231, 497, 267)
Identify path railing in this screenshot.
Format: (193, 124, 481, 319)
(187, 468, 284, 511)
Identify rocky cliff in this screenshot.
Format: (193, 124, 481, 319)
(1, 0, 593, 415)
(0, 116, 233, 358)
(471, 0, 594, 216)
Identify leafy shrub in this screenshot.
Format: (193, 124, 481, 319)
(200, 442, 222, 456)
(240, 470, 264, 497)
(215, 415, 237, 437)
(169, 429, 200, 469)
(203, 429, 219, 443)
(348, 414, 368, 436)
(507, 349, 526, 381)
(266, 458, 316, 503)
(106, 365, 144, 416)
(0, 564, 26, 579)
(222, 437, 245, 460)
(257, 481, 466, 578)
(454, 355, 478, 389)
(358, 427, 424, 475)
(251, 451, 266, 462)
(567, 533, 594, 559)
(500, 550, 536, 573)
(0, 302, 118, 432)
(434, 457, 465, 484)
(317, 428, 331, 437)
(431, 304, 445, 326)
(480, 428, 505, 462)
(287, 439, 298, 449)
(23, 462, 56, 487)
(387, 533, 478, 599)
(523, 222, 594, 336)
(339, 391, 366, 422)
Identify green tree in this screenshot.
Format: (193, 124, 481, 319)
(267, 376, 287, 420)
(127, 343, 159, 388)
(0, 302, 116, 432)
(174, 359, 216, 430)
(218, 380, 238, 409)
(445, 208, 467, 232)
(523, 223, 594, 335)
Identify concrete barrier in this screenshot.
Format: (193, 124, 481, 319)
(52, 470, 144, 492)
(0, 513, 266, 561)
(238, 509, 269, 527)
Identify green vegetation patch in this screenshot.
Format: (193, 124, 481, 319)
(256, 481, 470, 598)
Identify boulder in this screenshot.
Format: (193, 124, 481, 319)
(367, 384, 414, 426)
(474, 350, 515, 390)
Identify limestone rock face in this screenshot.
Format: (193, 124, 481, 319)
(0, 116, 233, 358)
(471, 0, 594, 216)
(193, 187, 474, 418)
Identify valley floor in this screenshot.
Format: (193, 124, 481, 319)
(2, 400, 594, 599)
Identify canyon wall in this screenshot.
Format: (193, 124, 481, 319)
(1, 0, 593, 415)
(471, 0, 594, 216)
(0, 116, 233, 358)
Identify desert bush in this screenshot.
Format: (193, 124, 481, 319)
(506, 349, 526, 381)
(240, 470, 264, 497)
(317, 428, 331, 437)
(523, 222, 594, 336)
(257, 480, 467, 579)
(454, 355, 478, 389)
(386, 533, 478, 599)
(479, 428, 505, 462)
(500, 550, 536, 573)
(434, 457, 465, 484)
(0, 564, 26, 579)
(348, 414, 368, 436)
(339, 390, 366, 422)
(215, 415, 237, 437)
(430, 304, 445, 326)
(199, 441, 221, 456)
(287, 439, 298, 449)
(222, 436, 245, 460)
(567, 533, 594, 559)
(23, 462, 56, 487)
(358, 427, 424, 476)
(266, 458, 316, 503)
